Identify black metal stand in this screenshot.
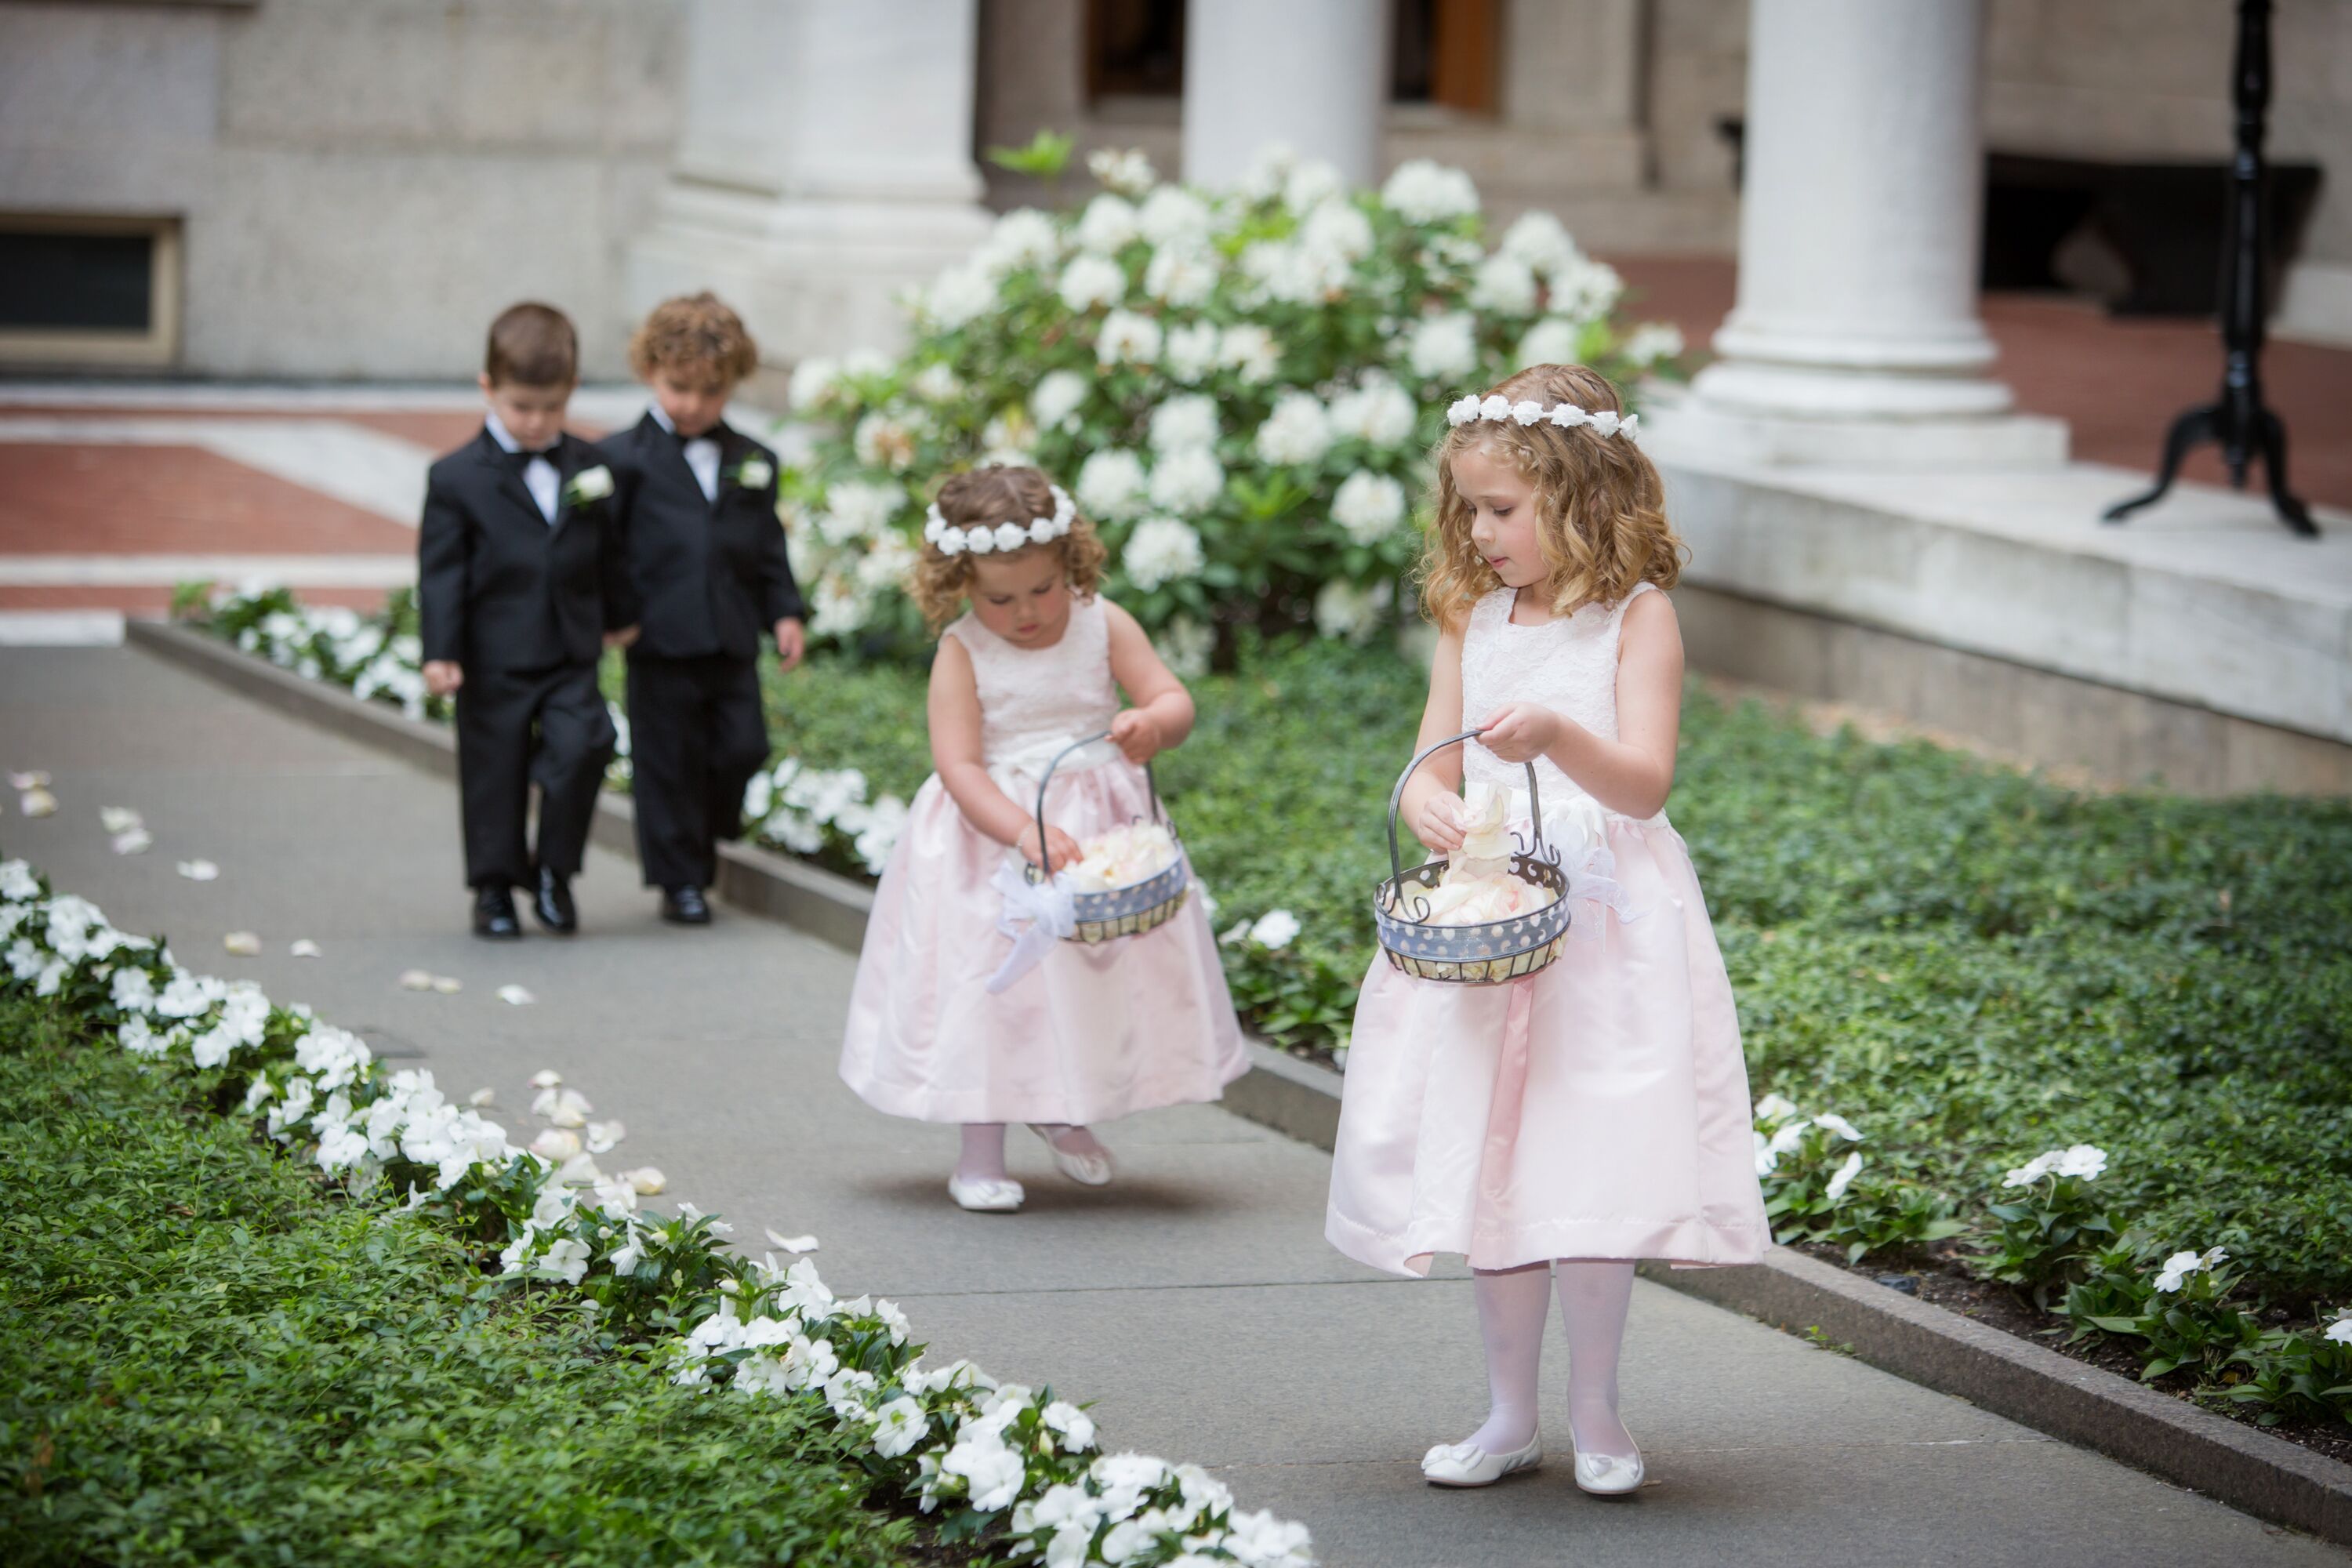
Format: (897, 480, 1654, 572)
(2103, 0, 2316, 536)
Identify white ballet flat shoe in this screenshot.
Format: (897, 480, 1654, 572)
(1573, 1442, 1645, 1496)
(947, 1174, 1025, 1212)
(1420, 1433, 1542, 1488)
(1027, 1124, 1115, 1186)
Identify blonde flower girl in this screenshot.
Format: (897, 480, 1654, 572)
(839, 466, 1247, 1210)
(1327, 365, 1769, 1492)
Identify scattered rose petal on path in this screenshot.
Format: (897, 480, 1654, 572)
(397, 969, 434, 991)
(625, 1167, 666, 1195)
(176, 859, 220, 881)
(7, 771, 46, 789)
(223, 931, 262, 956)
(533, 1087, 591, 1127)
(530, 1127, 583, 1163)
(528, 1069, 562, 1088)
(496, 984, 535, 1006)
(586, 1120, 624, 1152)
(20, 788, 58, 818)
(467, 1087, 495, 1108)
(111, 829, 153, 855)
(430, 975, 460, 994)
(100, 806, 142, 833)
(764, 1228, 820, 1254)
(289, 939, 321, 957)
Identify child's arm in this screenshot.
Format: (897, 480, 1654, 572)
(1102, 600, 1193, 764)
(756, 463, 808, 673)
(1399, 626, 1471, 854)
(929, 633, 1080, 873)
(597, 461, 641, 648)
(417, 470, 467, 697)
(1479, 590, 1682, 818)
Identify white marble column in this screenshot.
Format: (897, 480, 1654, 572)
(1181, 0, 1388, 188)
(626, 0, 993, 372)
(1682, 0, 2065, 465)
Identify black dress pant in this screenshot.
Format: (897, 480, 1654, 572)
(455, 659, 616, 888)
(625, 652, 769, 891)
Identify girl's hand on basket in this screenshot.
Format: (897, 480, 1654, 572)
(1414, 791, 1468, 855)
(1109, 707, 1164, 764)
(1018, 822, 1084, 875)
(1477, 702, 1563, 764)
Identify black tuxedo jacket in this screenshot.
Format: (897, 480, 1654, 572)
(417, 429, 634, 671)
(597, 414, 804, 662)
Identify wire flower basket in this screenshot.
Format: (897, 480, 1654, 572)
(1030, 730, 1191, 945)
(1371, 729, 1571, 985)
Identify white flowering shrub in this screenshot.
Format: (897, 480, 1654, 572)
(784, 147, 1686, 658)
(0, 851, 1316, 1563)
(189, 581, 437, 719)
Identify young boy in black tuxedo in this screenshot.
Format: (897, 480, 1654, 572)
(599, 292, 805, 925)
(419, 302, 638, 938)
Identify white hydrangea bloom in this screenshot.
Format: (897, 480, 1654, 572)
(1299, 199, 1375, 263)
(1074, 192, 1141, 253)
(1253, 390, 1333, 466)
(1144, 245, 1218, 307)
(977, 208, 1061, 276)
(1497, 210, 1579, 276)
(1548, 255, 1625, 324)
(910, 362, 963, 403)
(808, 575, 872, 640)
(1123, 517, 1206, 591)
(1163, 321, 1221, 384)
(1138, 185, 1214, 247)
(1331, 471, 1407, 545)
(1313, 577, 1394, 643)
(1407, 312, 1479, 379)
(1087, 146, 1157, 197)
(1468, 253, 1540, 316)
(1147, 446, 1225, 513)
(851, 412, 916, 472)
(1516, 317, 1584, 369)
(924, 263, 996, 329)
(1217, 324, 1281, 385)
(1058, 253, 1127, 312)
(1149, 394, 1221, 455)
(1031, 369, 1090, 430)
(1381, 159, 1480, 223)
(815, 479, 900, 546)
(1075, 448, 1149, 518)
(1097, 309, 1163, 366)
(1327, 377, 1417, 446)
(1283, 158, 1346, 212)
(1156, 616, 1214, 681)
(1621, 321, 1686, 366)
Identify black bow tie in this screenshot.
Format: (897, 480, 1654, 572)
(668, 425, 719, 448)
(503, 445, 558, 471)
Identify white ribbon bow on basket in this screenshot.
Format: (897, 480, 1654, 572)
(1501, 789, 1646, 942)
(987, 858, 1076, 993)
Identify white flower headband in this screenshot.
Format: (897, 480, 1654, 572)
(1445, 393, 1639, 441)
(924, 485, 1078, 557)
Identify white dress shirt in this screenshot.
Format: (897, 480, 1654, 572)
(648, 403, 721, 503)
(484, 410, 561, 524)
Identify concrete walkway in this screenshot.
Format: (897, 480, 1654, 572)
(5, 643, 2344, 1568)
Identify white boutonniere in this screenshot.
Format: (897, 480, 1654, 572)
(731, 456, 775, 491)
(564, 465, 615, 505)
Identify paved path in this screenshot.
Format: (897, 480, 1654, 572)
(6, 643, 2346, 1568)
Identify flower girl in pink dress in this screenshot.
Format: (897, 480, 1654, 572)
(839, 466, 1247, 1211)
(1326, 365, 1769, 1492)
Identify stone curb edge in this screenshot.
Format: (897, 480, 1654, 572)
(124, 617, 2352, 1548)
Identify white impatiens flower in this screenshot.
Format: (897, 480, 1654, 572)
(872, 1396, 930, 1458)
(1812, 1112, 1865, 1142)
(1824, 1151, 1864, 1201)
(1143, 245, 1218, 307)
(1075, 448, 1149, 519)
(2002, 1143, 2110, 1188)
(1163, 321, 1221, 384)
(1074, 192, 1141, 253)
(1754, 1092, 1799, 1121)
(2153, 1247, 2228, 1294)
(1058, 253, 1127, 312)
(1327, 377, 1417, 447)
(1621, 321, 1686, 366)
(1040, 1399, 1098, 1453)
(1122, 517, 1206, 592)
(1031, 369, 1090, 431)
(1148, 394, 1221, 455)
(1468, 253, 1540, 316)
(1330, 471, 1407, 546)
(537, 1237, 592, 1286)
(1218, 324, 1281, 385)
(923, 263, 996, 330)
(1096, 309, 1163, 367)
(1253, 391, 1333, 467)
(1138, 185, 1214, 248)
(943, 1432, 1026, 1512)
(1247, 909, 1300, 949)
(1407, 312, 1479, 379)
(1381, 158, 1479, 223)
(2325, 1314, 2352, 1346)
(1313, 578, 1394, 644)
(1146, 446, 1225, 513)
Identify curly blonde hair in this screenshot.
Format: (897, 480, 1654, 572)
(627, 292, 760, 387)
(1419, 363, 1683, 633)
(909, 466, 1108, 633)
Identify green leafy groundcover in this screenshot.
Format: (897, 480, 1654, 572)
(0, 996, 917, 1568)
(764, 638, 2352, 1323)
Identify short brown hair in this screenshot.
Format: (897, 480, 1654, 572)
(628, 292, 760, 387)
(1421, 362, 1683, 633)
(910, 466, 1108, 631)
(484, 302, 578, 387)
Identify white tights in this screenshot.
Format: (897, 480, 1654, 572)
(1464, 1260, 1637, 1458)
(956, 1122, 1109, 1182)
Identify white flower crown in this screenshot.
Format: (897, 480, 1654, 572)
(1445, 393, 1639, 441)
(923, 485, 1078, 557)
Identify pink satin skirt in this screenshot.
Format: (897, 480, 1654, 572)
(1326, 818, 1770, 1277)
(839, 760, 1248, 1126)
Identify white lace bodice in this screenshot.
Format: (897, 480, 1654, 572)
(1460, 583, 1663, 822)
(943, 596, 1119, 771)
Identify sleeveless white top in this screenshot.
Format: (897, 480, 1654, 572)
(1460, 582, 1664, 826)
(942, 596, 1118, 774)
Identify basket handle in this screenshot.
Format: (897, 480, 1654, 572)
(1029, 728, 1164, 877)
(1384, 728, 1544, 888)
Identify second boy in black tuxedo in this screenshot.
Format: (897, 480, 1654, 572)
(600, 292, 805, 924)
(419, 302, 637, 938)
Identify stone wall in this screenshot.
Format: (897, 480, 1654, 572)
(0, 0, 685, 379)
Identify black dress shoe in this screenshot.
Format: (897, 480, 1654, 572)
(532, 867, 578, 935)
(659, 885, 712, 925)
(472, 884, 522, 939)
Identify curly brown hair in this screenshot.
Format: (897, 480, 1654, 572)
(627, 292, 760, 387)
(909, 466, 1109, 632)
(1418, 363, 1683, 633)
